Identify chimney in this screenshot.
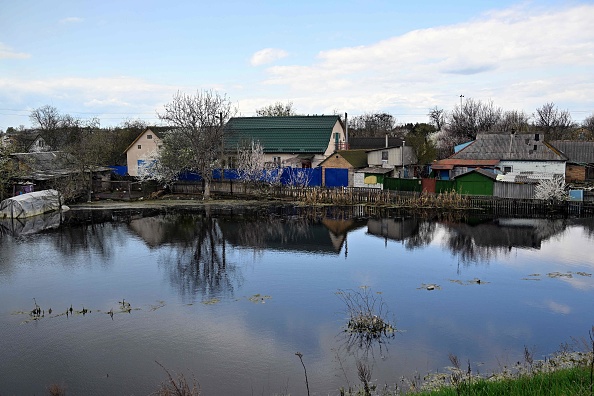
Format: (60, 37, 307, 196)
(385, 133, 388, 148)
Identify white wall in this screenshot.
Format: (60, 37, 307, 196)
(498, 160, 566, 176)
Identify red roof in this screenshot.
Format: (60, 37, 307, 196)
(431, 159, 499, 170)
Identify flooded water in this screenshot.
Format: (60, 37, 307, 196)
(1, 207, 593, 395)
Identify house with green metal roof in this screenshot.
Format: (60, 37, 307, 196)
(224, 115, 346, 168)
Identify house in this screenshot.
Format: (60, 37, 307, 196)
(3, 130, 49, 152)
(318, 149, 368, 187)
(124, 127, 169, 176)
(224, 115, 346, 168)
(550, 140, 594, 182)
(366, 144, 417, 178)
(431, 133, 567, 180)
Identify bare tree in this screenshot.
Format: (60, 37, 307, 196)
(491, 110, 531, 134)
(348, 112, 397, 137)
(29, 105, 63, 149)
(158, 90, 235, 199)
(436, 98, 502, 157)
(428, 106, 446, 131)
(580, 113, 594, 139)
(236, 139, 266, 184)
(533, 102, 574, 140)
(256, 101, 296, 117)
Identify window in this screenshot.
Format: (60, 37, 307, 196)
(381, 151, 389, 161)
(138, 144, 142, 149)
(504, 166, 512, 173)
(147, 134, 152, 139)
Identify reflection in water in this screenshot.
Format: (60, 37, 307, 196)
(131, 213, 242, 302)
(1, 207, 594, 395)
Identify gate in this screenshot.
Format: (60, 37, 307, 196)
(325, 168, 348, 187)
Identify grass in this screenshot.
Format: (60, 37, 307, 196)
(415, 366, 592, 396)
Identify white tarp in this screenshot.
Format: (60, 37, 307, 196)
(0, 189, 62, 219)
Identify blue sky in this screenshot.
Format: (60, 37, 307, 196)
(1, 0, 593, 130)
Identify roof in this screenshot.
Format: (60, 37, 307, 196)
(348, 137, 403, 150)
(453, 168, 498, 180)
(449, 133, 567, 161)
(431, 159, 500, 170)
(318, 149, 368, 168)
(496, 171, 559, 183)
(355, 167, 394, 174)
(224, 115, 342, 154)
(124, 127, 171, 153)
(550, 140, 594, 163)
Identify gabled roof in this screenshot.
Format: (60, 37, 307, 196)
(348, 137, 403, 150)
(318, 149, 368, 168)
(224, 115, 342, 153)
(550, 140, 594, 163)
(450, 133, 567, 161)
(431, 159, 500, 170)
(124, 127, 171, 153)
(11, 151, 78, 180)
(453, 168, 498, 180)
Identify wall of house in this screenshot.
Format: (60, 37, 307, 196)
(367, 146, 416, 168)
(498, 160, 565, 176)
(565, 164, 586, 182)
(126, 131, 163, 176)
(322, 121, 347, 156)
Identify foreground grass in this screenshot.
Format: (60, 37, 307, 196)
(415, 366, 592, 396)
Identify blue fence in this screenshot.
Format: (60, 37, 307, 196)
(178, 167, 321, 186)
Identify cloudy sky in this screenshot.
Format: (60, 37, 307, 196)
(1, 0, 593, 130)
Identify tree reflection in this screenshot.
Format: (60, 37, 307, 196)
(159, 214, 242, 302)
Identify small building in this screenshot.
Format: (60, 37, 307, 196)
(366, 145, 417, 178)
(550, 140, 594, 182)
(453, 168, 497, 196)
(318, 149, 368, 187)
(353, 167, 394, 189)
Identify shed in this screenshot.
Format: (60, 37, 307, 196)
(453, 169, 497, 196)
(354, 167, 394, 189)
(0, 189, 62, 219)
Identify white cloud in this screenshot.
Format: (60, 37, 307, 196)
(260, 4, 594, 116)
(250, 48, 288, 66)
(59, 17, 83, 24)
(0, 43, 30, 60)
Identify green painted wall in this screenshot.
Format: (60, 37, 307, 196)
(454, 172, 494, 195)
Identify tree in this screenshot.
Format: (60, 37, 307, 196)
(403, 123, 437, 168)
(348, 112, 396, 137)
(436, 98, 502, 158)
(533, 102, 574, 140)
(534, 176, 568, 201)
(428, 107, 446, 132)
(580, 113, 594, 140)
(0, 144, 21, 200)
(256, 101, 296, 117)
(491, 110, 531, 134)
(158, 90, 235, 200)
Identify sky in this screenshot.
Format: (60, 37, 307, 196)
(1, 0, 593, 130)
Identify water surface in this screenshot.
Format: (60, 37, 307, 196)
(1, 208, 593, 395)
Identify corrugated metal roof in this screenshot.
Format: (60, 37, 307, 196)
(224, 116, 342, 153)
(450, 133, 567, 161)
(550, 141, 594, 163)
(348, 137, 403, 150)
(454, 168, 498, 180)
(431, 159, 499, 170)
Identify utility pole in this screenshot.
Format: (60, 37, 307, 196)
(460, 94, 464, 109)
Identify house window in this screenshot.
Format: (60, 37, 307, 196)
(381, 151, 388, 161)
(504, 166, 512, 173)
(147, 134, 152, 139)
(138, 144, 142, 149)
(533, 145, 537, 151)
(273, 156, 281, 167)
